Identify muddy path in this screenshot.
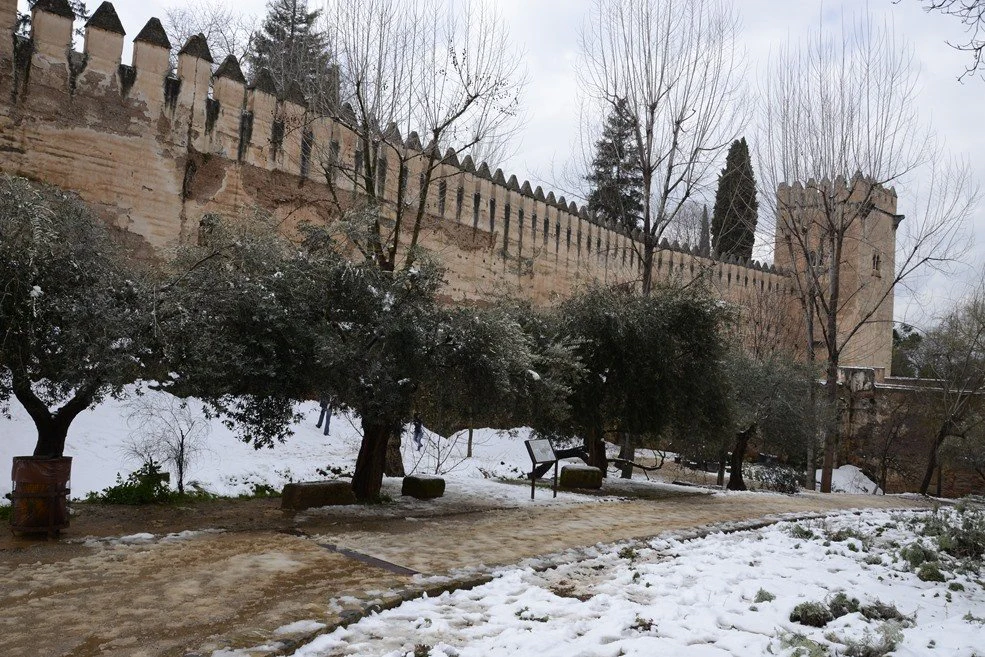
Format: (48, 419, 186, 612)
(0, 489, 931, 657)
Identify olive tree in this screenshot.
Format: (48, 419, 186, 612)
(0, 176, 155, 459)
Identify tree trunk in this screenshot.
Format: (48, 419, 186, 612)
(585, 425, 608, 475)
(820, 360, 840, 493)
(467, 427, 473, 458)
(727, 424, 753, 491)
(352, 420, 391, 501)
(919, 428, 946, 495)
(384, 426, 405, 477)
(641, 240, 655, 296)
(14, 377, 96, 458)
(716, 448, 728, 487)
(617, 432, 635, 479)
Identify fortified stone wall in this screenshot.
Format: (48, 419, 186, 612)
(0, 0, 873, 366)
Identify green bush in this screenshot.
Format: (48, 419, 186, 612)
(86, 462, 173, 505)
(789, 524, 816, 540)
(790, 601, 834, 627)
(754, 588, 776, 603)
(917, 562, 946, 582)
(860, 601, 909, 624)
(900, 542, 937, 568)
(0, 502, 10, 521)
(753, 466, 801, 493)
(828, 592, 860, 618)
(842, 621, 904, 657)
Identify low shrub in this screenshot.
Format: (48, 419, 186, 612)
(917, 562, 946, 582)
(860, 600, 909, 624)
(842, 621, 904, 657)
(754, 588, 776, 603)
(900, 542, 937, 569)
(753, 465, 801, 493)
(86, 462, 173, 505)
(790, 601, 834, 627)
(828, 592, 860, 618)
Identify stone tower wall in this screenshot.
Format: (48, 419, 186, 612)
(775, 177, 899, 377)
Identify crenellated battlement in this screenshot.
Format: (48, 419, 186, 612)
(0, 0, 903, 370)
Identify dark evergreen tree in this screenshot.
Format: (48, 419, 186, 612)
(585, 98, 644, 229)
(711, 137, 758, 260)
(247, 0, 333, 109)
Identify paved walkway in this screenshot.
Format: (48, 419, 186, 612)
(0, 488, 931, 657)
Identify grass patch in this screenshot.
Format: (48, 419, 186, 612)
(790, 601, 834, 627)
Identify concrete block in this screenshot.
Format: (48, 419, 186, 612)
(281, 480, 355, 510)
(559, 464, 603, 489)
(401, 475, 445, 499)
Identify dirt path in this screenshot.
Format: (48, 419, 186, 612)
(0, 488, 932, 657)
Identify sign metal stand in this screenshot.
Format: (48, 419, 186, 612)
(524, 438, 558, 500)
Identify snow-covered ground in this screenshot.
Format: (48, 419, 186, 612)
(287, 508, 985, 657)
(0, 387, 611, 506)
(0, 386, 881, 500)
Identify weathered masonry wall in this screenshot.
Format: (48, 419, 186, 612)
(0, 0, 793, 315)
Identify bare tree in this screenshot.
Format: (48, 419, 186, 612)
(912, 291, 985, 494)
(577, 0, 748, 294)
(125, 395, 210, 494)
(315, 0, 525, 273)
(164, 1, 258, 67)
(912, 0, 985, 80)
(757, 11, 980, 492)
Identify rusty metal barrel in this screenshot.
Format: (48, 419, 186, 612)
(9, 456, 72, 537)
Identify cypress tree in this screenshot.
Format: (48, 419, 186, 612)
(711, 138, 758, 260)
(585, 98, 644, 230)
(247, 0, 332, 109)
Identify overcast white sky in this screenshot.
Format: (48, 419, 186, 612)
(50, 0, 985, 326)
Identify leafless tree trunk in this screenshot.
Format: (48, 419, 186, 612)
(757, 10, 979, 492)
(315, 0, 525, 273)
(578, 0, 748, 294)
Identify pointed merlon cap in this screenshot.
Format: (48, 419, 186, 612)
(568, 201, 578, 214)
(461, 155, 475, 173)
(406, 131, 423, 151)
(340, 102, 357, 124)
(283, 81, 307, 107)
(34, 0, 75, 19)
(507, 175, 520, 192)
(520, 180, 533, 197)
(86, 2, 125, 34)
(214, 55, 246, 84)
(556, 195, 567, 210)
(134, 17, 171, 49)
(492, 168, 506, 185)
(384, 122, 403, 146)
(546, 191, 556, 205)
(476, 162, 491, 180)
(179, 33, 214, 63)
(534, 186, 545, 202)
(442, 148, 459, 167)
(250, 67, 278, 95)
(579, 207, 589, 220)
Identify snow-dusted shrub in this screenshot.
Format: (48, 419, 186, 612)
(860, 601, 910, 624)
(752, 465, 801, 493)
(828, 592, 860, 618)
(754, 588, 776, 603)
(778, 631, 828, 656)
(842, 621, 904, 657)
(917, 562, 946, 582)
(790, 601, 834, 627)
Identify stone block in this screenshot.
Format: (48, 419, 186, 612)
(401, 475, 445, 499)
(559, 464, 603, 489)
(281, 480, 355, 510)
